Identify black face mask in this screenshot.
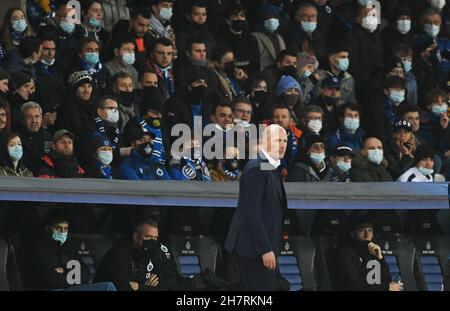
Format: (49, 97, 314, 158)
(137, 142, 153, 158)
(225, 159, 239, 171)
(252, 91, 268, 105)
(189, 85, 207, 102)
(142, 239, 158, 253)
(120, 91, 134, 106)
(141, 86, 164, 115)
(280, 65, 297, 78)
(282, 93, 299, 108)
(146, 116, 162, 129)
(230, 20, 248, 33)
(323, 95, 339, 106)
(224, 62, 235, 76)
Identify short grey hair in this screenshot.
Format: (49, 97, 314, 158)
(21, 101, 42, 115)
(301, 105, 324, 119)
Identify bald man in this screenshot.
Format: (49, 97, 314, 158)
(225, 125, 288, 291)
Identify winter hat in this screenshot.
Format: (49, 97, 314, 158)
(9, 70, 32, 89)
(391, 6, 412, 23)
(276, 75, 301, 97)
(259, 3, 280, 20)
(384, 57, 405, 76)
(68, 71, 93, 90)
(90, 133, 112, 152)
(297, 52, 316, 69)
(413, 144, 435, 166)
(304, 134, 325, 151)
(0, 66, 10, 81)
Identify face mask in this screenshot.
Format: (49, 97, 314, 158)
(264, 18, 279, 33)
(188, 55, 208, 67)
(159, 7, 173, 21)
(402, 60, 412, 73)
(138, 142, 153, 158)
(60, 20, 75, 33)
(40, 58, 55, 66)
(106, 109, 119, 123)
(89, 17, 101, 28)
(8, 145, 23, 162)
(301, 70, 312, 79)
(323, 96, 339, 106)
(224, 62, 235, 76)
(122, 52, 135, 65)
(301, 21, 317, 33)
(344, 117, 360, 133)
(97, 150, 113, 166)
(142, 239, 158, 252)
(252, 90, 268, 104)
(190, 85, 207, 102)
(281, 65, 297, 77)
(431, 104, 448, 115)
(389, 90, 405, 105)
(52, 231, 68, 245)
(84, 52, 99, 65)
(225, 159, 239, 170)
(230, 20, 247, 32)
(367, 149, 383, 165)
(336, 160, 351, 173)
(120, 91, 134, 102)
(397, 19, 411, 34)
(308, 119, 322, 133)
(358, 0, 371, 5)
(12, 19, 27, 33)
(431, 0, 446, 10)
(337, 58, 349, 72)
(418, 166, 434, 176)
(310, 152, 326, 164)
(424, 23, 440, 38)
(362, 16, 378, 33)
(283, 93, 299, 107)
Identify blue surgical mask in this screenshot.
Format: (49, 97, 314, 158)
(367, 149, 383, 165)
(337, 58, 349, 72)
(301, 70, 312, 79)
(159, 8, 173, 21)
(402, 60, 412, 73)
(97, 150, 113, 166)
(344, 117, 360, 133)
(52, 230, 68, 245)
(397, 19, 411, 34)
(418, 166, 434, 176)
(389, 90, 405, 105)
(264, 18, 279, 33)
(89, 17, 101, 28)
(358, 0, 371, 5)
(301, 21, 317, 33)
(336, 160, 351, 173)
(122, 52, 135, 65)
(310, 152, 326, 164)
(424, 23, 440, 38)
(84, 52, 99, 65)
(431, 104, 448, 115)
(8, 145, 23, 162)
(59, 20, 75, 33)
(12, 19, 27, 33)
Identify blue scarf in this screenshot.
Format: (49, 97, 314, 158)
(94, 117, 120, 150)
(94, 159, 112, 179)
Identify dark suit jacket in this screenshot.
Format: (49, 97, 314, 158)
(225, 156, 287, 260)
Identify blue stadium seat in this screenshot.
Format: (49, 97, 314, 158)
(178, 256, 202, 277)
(419, 256, 444, 291)
(278, 255, 303, 291)
(385, 255, 401, 281)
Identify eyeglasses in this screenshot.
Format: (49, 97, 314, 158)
(311, 143, 325, 150)
(101, 107, 118, 112)
(235, 108, 252, 115)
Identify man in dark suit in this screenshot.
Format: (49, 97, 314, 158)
(225, 124, 288, 291)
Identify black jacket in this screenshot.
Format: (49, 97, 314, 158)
(37, 150, 85, 178)
(412, 55, 445, 108)
(19, 127, 53, 176)
(95, 238, 183, 291)
(350, 152, 393, 182)
(384, 136, 415, 180)
(175, 19, 216, 55)
(285, 23, 328, 66)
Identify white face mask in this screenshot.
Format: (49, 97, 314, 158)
(397, 19, 411, 34)
(424, 23, 440, 38)
(105, 109, 119, 123)
(97, 150, 113, 166)
(431, 0, 446, 10)
(362, 15, 378, 33)
(308, 119, 322, 133)
(40, 58, 55, 66)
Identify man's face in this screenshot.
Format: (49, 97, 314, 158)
(333, 154, 352, 165)
(79, 41, 99, 58)
(41, 40, 56, 62)
(190, 43, 207, 60)
(152, 43, 173, 68)
(322, 86, 341, 98)
(418, 157, 434, 169)
(131, 134, 153, 150)
(115, 77, 133, 93)
(153, 1, 173, 17)
(131, 14, 151, 38)
(305, 111, 322, 124)
(266, 126, 288, 160)
(329, 51, 349, 68)
(363, 138, 383, 156)
(17, 80, 34, 101)
(50, 221, 69, 234)
(228, 11, 246, 23)
(278, 55, 297, 68)
(233, 102, 252, 122)
(307, 141, 325, 157)
(76, 83, 93, 101)
(115, 42, 135, 60)
(0, 108, 6, 130)
(425, 13, 442, 27)
(354, 226, 373, 242)
(295, 6, 318, 23)
(146, 109, 162, 119)
(97, 98, 119, 120)
(134, 224, 158, 249)
(23, 107, 42, 133)
(272, 108, 291, 129)
(55, 6, 75, 24)
(343, 108, 359, 120)
(213, 106, 233, 129)
(0, 79, 8, 94)
(190, 6, 207, 24)
(403, 111, 420, 132)
(141, 72, 158, 87)
(53, 135, 74, 156)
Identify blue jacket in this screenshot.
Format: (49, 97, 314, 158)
(328, 126, 365, 152)
(119, 150, 171, 180)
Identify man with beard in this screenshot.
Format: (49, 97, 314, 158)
(37, 129, 85, 178)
